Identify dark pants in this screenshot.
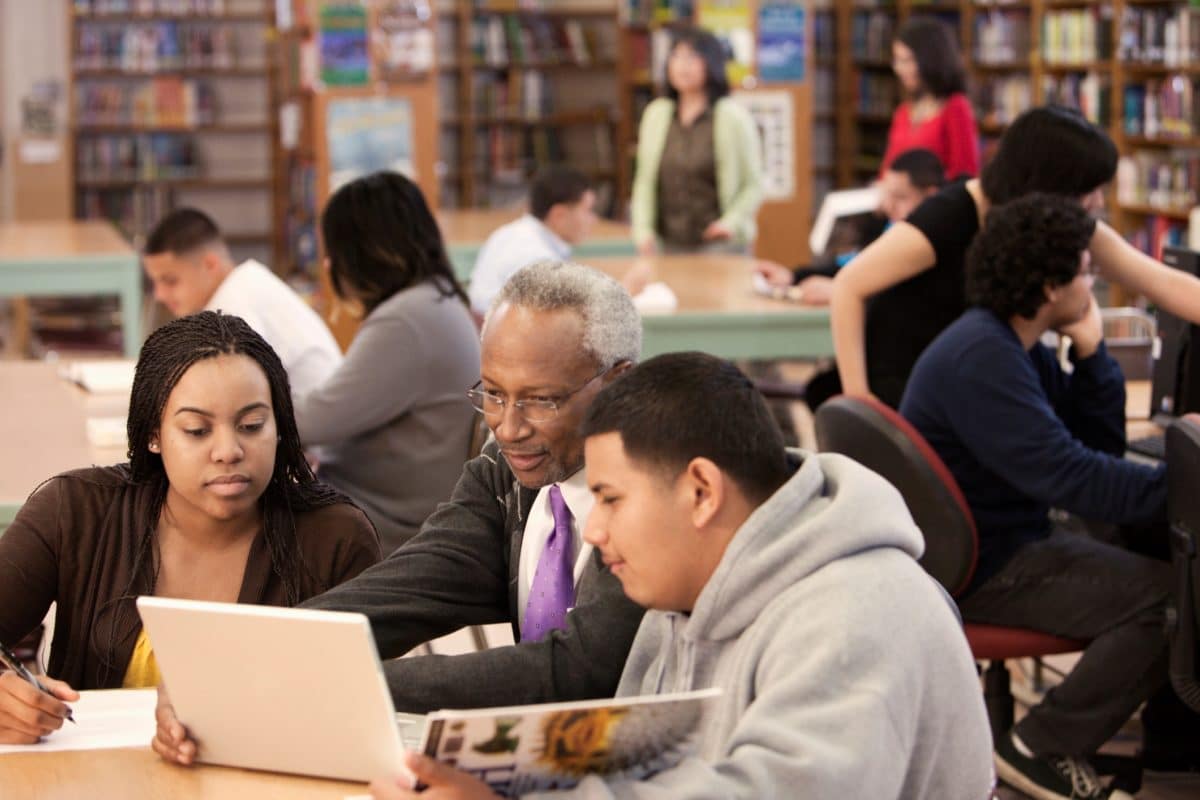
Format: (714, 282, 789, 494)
(959, 527, 1173, 757)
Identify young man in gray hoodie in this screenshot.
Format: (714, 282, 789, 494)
(372, 352, 996, 799)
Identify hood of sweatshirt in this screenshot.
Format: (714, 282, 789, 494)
(684, 448, 925, 643)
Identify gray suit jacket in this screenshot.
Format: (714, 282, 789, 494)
(302, 439, 646, 713)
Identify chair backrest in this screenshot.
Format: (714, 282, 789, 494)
(814, 394, 978, 597)
(1165, 413, 1200, 712)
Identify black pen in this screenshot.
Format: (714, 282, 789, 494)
(0, 639, 76, 724)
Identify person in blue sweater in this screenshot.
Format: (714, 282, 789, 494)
(901, 194, 1171, 800)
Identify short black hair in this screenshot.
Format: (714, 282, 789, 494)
(144, 207, 224, 256)
(981, 106, 1118, 205)
(966, 193, 1096, 320)
(887, 148, 946, 191)
(665, 26, 730, 106)
(896, 17, 967, 98)
(582, 352, 790, 505)
(320, 171, 467, 314)
(529, 166, 592, 220)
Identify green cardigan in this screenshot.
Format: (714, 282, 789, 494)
(630, 96, 765, 247)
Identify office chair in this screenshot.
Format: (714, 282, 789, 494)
(814, 395, 1141, 791)
(1166, 414, 1200, 712)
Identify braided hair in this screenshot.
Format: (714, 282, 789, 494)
(96, 311, 345, 683)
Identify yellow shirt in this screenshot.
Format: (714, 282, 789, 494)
(121, 628, 161, 689)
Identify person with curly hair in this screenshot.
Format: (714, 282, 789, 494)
(900, 194, 1172, 800)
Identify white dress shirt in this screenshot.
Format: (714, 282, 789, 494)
(517, 468, 595, 636)
(205, 259, 343, 398)
(467, 215, 572, 314)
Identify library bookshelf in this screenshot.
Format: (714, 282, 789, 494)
(816, 0, 1200, 265)
(70, 0, 279, 268)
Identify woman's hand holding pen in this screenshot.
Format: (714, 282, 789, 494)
(0, 670, 78, 744)
(151, 684, 197, 765)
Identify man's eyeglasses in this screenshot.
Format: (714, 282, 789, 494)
(467, 367, 611, 422)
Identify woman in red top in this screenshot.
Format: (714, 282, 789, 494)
(882, 17, 979, 180)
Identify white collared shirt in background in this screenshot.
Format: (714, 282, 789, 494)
(517, 468, 595, 637)
(468, 215, 572, 315)
(205, 259, 343, 398)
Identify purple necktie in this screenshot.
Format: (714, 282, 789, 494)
(523, 485, 576, 642)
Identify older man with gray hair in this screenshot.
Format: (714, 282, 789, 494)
(152, 261, 646, 764)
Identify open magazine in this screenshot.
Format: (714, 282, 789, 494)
(418, 687, 720, 797)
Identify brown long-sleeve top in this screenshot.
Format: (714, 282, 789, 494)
(0, 465, 382, 690)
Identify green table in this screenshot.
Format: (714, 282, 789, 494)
(0, 221, 142, 357)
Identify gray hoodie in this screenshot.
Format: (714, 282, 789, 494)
(532, 450, 994, 799)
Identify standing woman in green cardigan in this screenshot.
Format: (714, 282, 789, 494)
(630, 27, 764, 256)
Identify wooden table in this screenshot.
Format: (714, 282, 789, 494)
(0, 747, 368, 800)
(583, 254, 832, 360)
(0, 361, 128, 534)
(437, 208, 636, 280)
(0, 222, 142, 357)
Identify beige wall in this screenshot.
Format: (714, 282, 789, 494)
(0, 0, 69, 222)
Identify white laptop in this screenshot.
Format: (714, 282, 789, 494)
(808, 185, 881, 256)
(136, 597, 420, 784)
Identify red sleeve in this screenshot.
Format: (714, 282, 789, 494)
(880, 104, 910, 178)
(940, 94, 980, 178)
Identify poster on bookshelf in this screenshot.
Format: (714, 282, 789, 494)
(757, 2, 805, 84)
(326, 96, 416, 192)
(319, 3, 370, 86)
(734, 90, 794, 202)
(374, 0, 436, 83)
(697, 1, 754, 89)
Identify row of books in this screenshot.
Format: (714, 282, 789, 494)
(813, 10, 836, 61)
(75, 23, 245, 73)
(1044, 72, 1110, 127)
(74, 0, 230, 15)
(973, 75, 1032, 128)
(1117, 150, 1200, 218)
(283, 157, 318, 277)
(470, 15, 610, 68)
(856, 72, 898, 118)
(76, 133, 202, 182)
(813, 67, 836, 116)
(76, 79, 219, 127)
(974, 11, 1029, 65)
(1123, 78, 1200, 140)
(1042, 7, 1114, 65)
(471, 72, 554, 121)
(78, 186, 173, 242)
(620, 1, 694, 25)
(851, 11, 895, 63)
(1125, 214, 1188, 261)
(1118, 5, 1200, 68)
(626, 28, 675, 85)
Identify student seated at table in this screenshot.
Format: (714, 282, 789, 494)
(467, 165, 597, 316)
(831, 104, 1200, 410)
(753, 147, 946, 305)
(0, 312, 380, 745)
(152, 261, 647, 765)
(142, 208, 343, 398)
(900, 194, 1175, 799)
(370, 352, 995, 800)
(292, 171, 481, 553)
(750, 149, 947, 412)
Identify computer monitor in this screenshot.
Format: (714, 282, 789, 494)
(1149, 246, 1200, 425)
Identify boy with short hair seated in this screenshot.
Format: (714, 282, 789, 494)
(371, 351, 995, 799)
(142, 208, 342, 397)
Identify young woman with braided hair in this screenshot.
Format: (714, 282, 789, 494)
(0, 311, 380, 745)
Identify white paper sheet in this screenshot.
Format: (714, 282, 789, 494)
(0, 688, 156, 755)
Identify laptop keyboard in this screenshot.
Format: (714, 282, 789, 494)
(1128, 434, 1166, 461)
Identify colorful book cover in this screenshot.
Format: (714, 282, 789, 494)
(319, 3, 369, 86)
(419, 688, 720, 797)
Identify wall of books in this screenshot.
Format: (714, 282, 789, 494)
(71, 0, 276, 266)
